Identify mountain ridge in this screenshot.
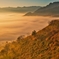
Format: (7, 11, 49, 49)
(0, 6, 40, 13)
(25, 1, 59, 16)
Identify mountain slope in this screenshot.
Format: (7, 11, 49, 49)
(0, 20, 59, 59)
(25, 2, 59, 16)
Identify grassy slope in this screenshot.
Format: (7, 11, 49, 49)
(0, 20, 59, 59)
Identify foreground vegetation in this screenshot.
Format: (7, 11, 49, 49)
(0, 20, 59, 59)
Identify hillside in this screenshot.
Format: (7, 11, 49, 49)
(0, 6, 40, 13)
(0, 20, 59, 59)
(25, 2, 59, 16)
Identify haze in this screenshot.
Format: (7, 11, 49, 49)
(0, 0, 59, 7)
(0, 13, 59, 41)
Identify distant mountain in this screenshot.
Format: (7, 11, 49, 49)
(0, 20, 59, 59)
(0, 6, 41, 13)
(25, 2, 59, 16)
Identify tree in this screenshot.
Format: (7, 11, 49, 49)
(32, 30, 36, 36)
(17, 35, 24, 42)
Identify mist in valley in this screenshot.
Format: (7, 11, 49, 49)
(0, 13, 59, 42)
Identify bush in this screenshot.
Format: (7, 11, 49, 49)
(32, 30, 36, 36)
(17, 35, 24, 42)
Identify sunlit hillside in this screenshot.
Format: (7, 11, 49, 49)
(0, 20, 59, 59)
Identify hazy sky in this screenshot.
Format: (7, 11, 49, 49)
(0, 0, 59, 7)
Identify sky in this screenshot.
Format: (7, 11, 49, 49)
(0, 0, 59, 7)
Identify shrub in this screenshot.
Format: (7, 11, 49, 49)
(32, 30, 36, 36)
